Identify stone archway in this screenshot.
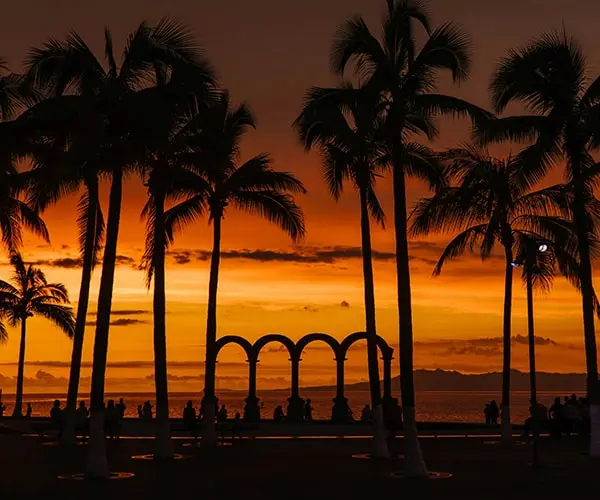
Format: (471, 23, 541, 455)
(214, 336, 259, 421)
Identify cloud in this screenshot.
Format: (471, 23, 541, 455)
(166, 245, 427, 265)
(85, 318, 148, 327)
(340, 300, 350, 308)
(22, 253, 138, 270)
(415, 335, 566, 357)
(87, 309, 149, 317)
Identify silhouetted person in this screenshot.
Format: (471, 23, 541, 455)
(105, 400, 119, 440)
(50, 400, 63, 440)
(304, 399, 313, 421)
(76, 400, 89, 441)
(273, 405, 285, 422)
(361, 404, 372, 422)
(564, 395, 581, 434)
(524, 401, 547, 439)
(232, 411, 242, 440)
(142, 401, 153, 420)
(489, 400, 499, 425)
(137, 405, 143, 419)
(217, 405, 228, 422)
(183, 401, 197, 438)
(25, 403, 32, 418)
(116, 398, 126, 419)
(549, 397, 563, 437)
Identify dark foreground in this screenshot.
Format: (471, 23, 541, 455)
(1, 433, 598, 499)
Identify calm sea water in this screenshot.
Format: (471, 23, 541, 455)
(0, 390, 579, 423)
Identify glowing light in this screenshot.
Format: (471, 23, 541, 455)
(511, 262, 520, 268)
(538, 244, 548, 253)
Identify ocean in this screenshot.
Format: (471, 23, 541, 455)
(0, 389, 579, 423)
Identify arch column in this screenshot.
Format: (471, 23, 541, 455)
(332, 357, 350, 423)
(244, 358, 261, 422)
(286, 355, 304, 421)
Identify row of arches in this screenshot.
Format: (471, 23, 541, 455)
(214, 331, 393, 362)
(213, 332, 394, 422)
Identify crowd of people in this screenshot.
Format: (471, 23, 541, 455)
(525, 394, 591, 438)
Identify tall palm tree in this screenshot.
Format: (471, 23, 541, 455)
(0, 60, 48, 255)
(22, 136, 105, 445)
(140, 90, 217, 459)
(25, 19, 215, 477)
(294, 84, 390, 457)
(410, 145, 565, 440)
(480, 31, 600, 455)
(165, 91, 306, 445)
(331, 0, 488, 476)
(0, 254, 75, 417)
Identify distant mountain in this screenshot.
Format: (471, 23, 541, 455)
(307, 369, 586, 392)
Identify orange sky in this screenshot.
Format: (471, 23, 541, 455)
(0, 0, 597, 394)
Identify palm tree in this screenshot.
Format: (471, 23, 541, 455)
(330, 0, 489, 476)
(410, 145, 566, 440)
(140, 91, 217, 459)
(294, 84, 390, 457)
(165, 91, 306, 445)
(0, 60, 48, 255)
(0, 254, 75, 417)
(22, 136, 105, 445)
(25, 19, 215, 477)
(480, 31, 600, 456)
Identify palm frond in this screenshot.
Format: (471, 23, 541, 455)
(30, 302, 75, 338)
(433, 224, 489, 275)
(231, 190, 305, 242)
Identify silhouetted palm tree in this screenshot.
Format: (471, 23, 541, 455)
(294, 84, 390, 457)
(165, 91, 306, 445)
(22, 136, 104, 445)
(26, 19, 215, 477)
(0, 60, 48, 255)
(481, 31, 600, 455)
(411, 145, 565, 440)
(140, 90, 217, 459)
(0, 254, 74, 417)
(331, 0, 488, 475)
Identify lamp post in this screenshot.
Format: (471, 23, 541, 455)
(514, 241, 549, 466)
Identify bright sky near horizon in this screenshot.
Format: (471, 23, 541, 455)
(0, 0, 597, 395)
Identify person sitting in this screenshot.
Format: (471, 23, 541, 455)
(488, 400, 499, 425)
(76, 400, 90, 441)
(304, 399, 313, 421)
(273, 405, 285, 422)
(50, 400, 64, 440)
(217, 404, 228, 422)
(183, 401, 197, 438)
(360, 404, 372, 423)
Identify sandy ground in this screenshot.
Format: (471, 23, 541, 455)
(0, 433, 598, 499)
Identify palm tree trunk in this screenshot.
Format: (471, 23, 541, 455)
(12, 317, 27, 418)
(526, 261, 538, 466)
(202, 209, 222, 445)
(358, 184, 388, 459)
(62, 183, 99, 445)
(152, 190, 173, 458)
(500, 244, 514, 441)
(573, 189, 600, 457)
(86, 167, 123, 479)
(392, 165, 428, 477)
